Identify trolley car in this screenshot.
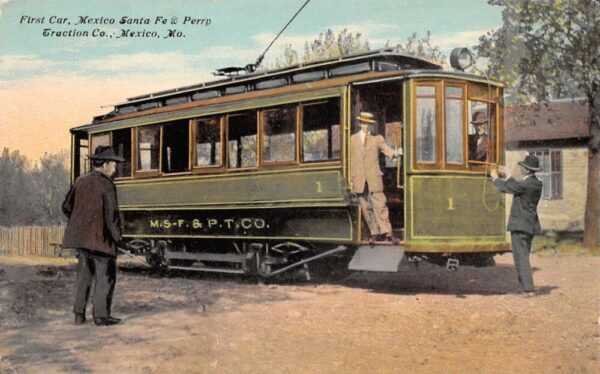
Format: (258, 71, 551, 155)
(68, 49, 510, 276)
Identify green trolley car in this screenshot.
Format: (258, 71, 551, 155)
(68, 49, 510, 276)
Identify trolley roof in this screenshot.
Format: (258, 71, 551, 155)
(73, 49, 501, 132)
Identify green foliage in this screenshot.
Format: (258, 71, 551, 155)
(0, 148, 69, 226)
(477, 0, 600, 247)
(274, 29, 446, 69)
(273, 28, 370, 68)
(387, 31, 446, 66)
(476, 0, 600, 104)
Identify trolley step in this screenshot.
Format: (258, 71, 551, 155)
(348, 245, 405, 272)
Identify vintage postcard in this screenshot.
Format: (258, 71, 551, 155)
(1, 0, 597, 373)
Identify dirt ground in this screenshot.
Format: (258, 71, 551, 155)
(0, 251, 598, 374)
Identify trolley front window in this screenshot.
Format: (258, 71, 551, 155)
(445, 86, 464, 165)
(415, 85, 437, 163)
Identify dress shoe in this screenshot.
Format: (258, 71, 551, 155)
(74, 314, 86, 325)
(94, 317, 121, 326)
(107, 316, 122, 323)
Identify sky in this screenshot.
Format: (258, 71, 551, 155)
(0, 0, 503, 161)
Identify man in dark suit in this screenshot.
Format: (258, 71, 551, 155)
(490, 154, 543, 294)
(62, 146, 124, 326)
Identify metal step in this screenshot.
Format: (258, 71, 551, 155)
(348, 245, 405, 272)
(168, 265, 245, 274)
(165, 251, 244, 263)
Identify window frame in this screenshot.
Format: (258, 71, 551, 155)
(112, 128, 134, 180)
(412, 79, 500, 172)
(443, 83, 468, 170)
(299, 99, 343, 165)
(413, 81, 442, 170)
(191, 116, 225, 174)
(531, 149, 563, 200)
(226, 111, 259, 171)
(133, 124, 162, 178)
(259, 104, 299, 166)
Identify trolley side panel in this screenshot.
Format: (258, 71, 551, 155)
(407, 175, 506, 241)
(116, 170, 345, 208)
(121, 206, 359, 243)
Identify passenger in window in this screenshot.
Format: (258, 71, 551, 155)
(468, 111, 491, 162)
(350, 112, 402, 244)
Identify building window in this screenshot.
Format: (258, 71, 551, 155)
(137, 125, 160, 172)
(262, 105, 297, 163)
(301, 99, 340, 162)
(228, 111, 257, 169)
(415, 85, 436, 163)
(531, 150, 563, 200)
(194, 116, 222, 168)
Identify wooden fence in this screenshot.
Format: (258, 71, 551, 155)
(0, 226, 66, 257)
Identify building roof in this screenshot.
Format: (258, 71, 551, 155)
(505, 99, 590, 143)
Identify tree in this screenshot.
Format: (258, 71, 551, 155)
(0, 148, 70, 226)
(274, 29, 445, 69)
(476, 0, 600, 249)
(30, 151, 70, 225)
(387, 31, 447, 67)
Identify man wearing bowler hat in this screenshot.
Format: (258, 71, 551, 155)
(62, 145, 125, 325)
(469, 111, 491, 162)
(490, 154, 543, 294)
(350, 112, 402, 244)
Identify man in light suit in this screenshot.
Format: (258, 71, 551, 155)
(350, 112, 402, 244)
(490, 154, 543, 294)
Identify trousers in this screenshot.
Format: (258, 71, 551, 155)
(73, 248, 117, 318)
(510, 231, 535, 292)
(357, 187, 392, 236)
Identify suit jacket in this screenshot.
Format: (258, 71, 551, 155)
(350, 132, 396, 193)
(62, 171, 122, 256)
(492, 175, 543, 235)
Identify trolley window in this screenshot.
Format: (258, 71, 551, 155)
(415, 85, 437, 164)
(194, 116, 222, 168)
(227, 111, 257, 169)
(261, 105, 297, 163)
(301, 99, 341, 162)
(162, 120, 189, 174)
(445, 86, 465, 165)
(90, 133, 110, 153)
(137, 125, 160, 173)
(468, 100, 496, 164)
(113, 128, 132, 178)
(73, 135, 88, 179)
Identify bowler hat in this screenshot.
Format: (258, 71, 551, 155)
(518, 154, 541, 172)
(470, 111, 488, 125)
(356, 112, 376, 124)
(89, 146, 125, 162)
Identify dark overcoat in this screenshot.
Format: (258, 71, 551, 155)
(62, 171, 122, 256)
(492, 175, 543, 235)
